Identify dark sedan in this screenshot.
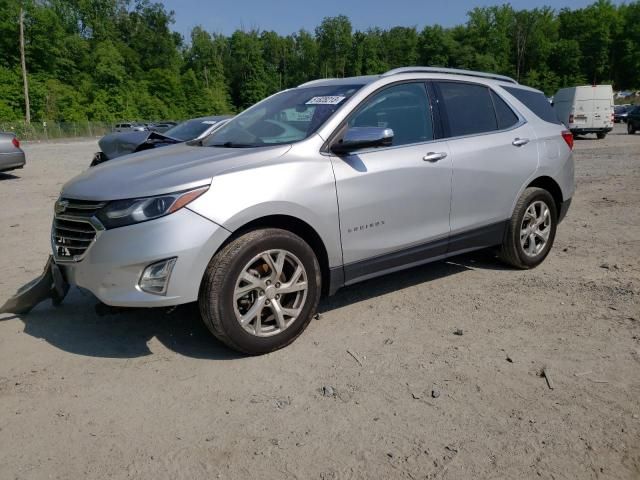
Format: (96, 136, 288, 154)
(0, 132, 25, 173)
(91, 115, 231, 166)
(627, 105, 640, 134)
(614, 105, 632, 123)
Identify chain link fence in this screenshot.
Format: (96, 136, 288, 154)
(0, 121, 113, 141)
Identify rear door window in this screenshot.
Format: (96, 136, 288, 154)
(436, 82, 498, 137)
(503, 86, 561, 125)
(490, 91, 519, 130)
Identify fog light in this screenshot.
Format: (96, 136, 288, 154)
(139, 258, 177, 295)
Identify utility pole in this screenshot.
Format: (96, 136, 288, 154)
(19, 3, 31, 124)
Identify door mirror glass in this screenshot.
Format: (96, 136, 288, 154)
(331, 126, 394, 154)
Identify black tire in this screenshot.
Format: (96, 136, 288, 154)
(500, 187, 558, 269)
(199, 228, 321, 355)
(628, 122, 637, 135)
(596, 132, 607, 139)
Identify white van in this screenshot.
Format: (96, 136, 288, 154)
(553, 85, 614, 138)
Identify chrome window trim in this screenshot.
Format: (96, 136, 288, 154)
(322, 136, 449, 157)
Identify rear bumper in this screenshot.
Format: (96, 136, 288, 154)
(56, 208, 231, 307)
(570, 127, 612, 134)
(0, 151, 26, 172)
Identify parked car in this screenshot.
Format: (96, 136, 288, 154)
(627, 105, 640, 134)
(614, 105, 632, 123)
(3, 67, 575, 354)
(113, 122, 147, 133)
(92, 116, 232, 166)
(554, 85, 614, 138)
(0, 132, 26, 173)
(148, 122, 177, 133)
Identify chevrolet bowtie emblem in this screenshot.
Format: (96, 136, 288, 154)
(54, 199, 69, 215)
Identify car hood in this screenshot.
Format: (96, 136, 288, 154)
(61, 143, 291, 201)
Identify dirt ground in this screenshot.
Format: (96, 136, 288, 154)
(0, 125, 638, 480)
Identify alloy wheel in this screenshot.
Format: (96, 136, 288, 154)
(233, 249, 308, 337)
(520, 200, 552, 257)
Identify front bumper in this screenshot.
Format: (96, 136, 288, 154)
(57, 208, 231, 307)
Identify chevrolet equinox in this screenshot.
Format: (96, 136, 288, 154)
(50, 67, 574, 354)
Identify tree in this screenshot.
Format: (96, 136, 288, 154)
(384, 27, 419, 69)
(0, 1, 637, 124)
(227, 30, 269, 109)
(315, 15, 352, 77)
(19, 3, 30, 123)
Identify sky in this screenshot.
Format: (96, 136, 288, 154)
(161, 0, 625, 39)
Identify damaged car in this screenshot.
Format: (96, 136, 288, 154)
(1, 67, 574, 355)
(91, 115, 231, 166)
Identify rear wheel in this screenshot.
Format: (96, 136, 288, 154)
(500, 187, 558, 269)
(596, 132, 607, 139)
(628, 122, 637, 135)
(199, 228, 321, 355)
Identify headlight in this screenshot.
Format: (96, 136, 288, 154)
(96, 186, 208, 229)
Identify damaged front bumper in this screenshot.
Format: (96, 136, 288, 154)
(0, 255, 69, 314)
(1, 208, 230, 314)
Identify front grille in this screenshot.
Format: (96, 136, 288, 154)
(52, 199, 106, 262)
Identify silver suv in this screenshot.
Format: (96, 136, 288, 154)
(52, 67, 574, 354)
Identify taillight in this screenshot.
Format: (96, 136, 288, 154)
(568, 114, 574, 124)
(561, 130, 574, 150)
(12, 137, 20, 149)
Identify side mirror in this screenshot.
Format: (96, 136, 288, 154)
(331, 126, 394, 154)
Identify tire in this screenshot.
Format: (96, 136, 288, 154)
(499, 187, 558, 269)
(199, 228, 321, 355)
(596, 132, 607, 139)
(628, 122, 637, 135)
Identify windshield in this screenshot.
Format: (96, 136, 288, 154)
(204, 84, 364, 148)
(165, 119, 220, 141)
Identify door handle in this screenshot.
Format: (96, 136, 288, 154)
(423, 152, 448, 162)
(512, 138, 530, 147)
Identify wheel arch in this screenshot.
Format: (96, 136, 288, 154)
(222, 214, 333, 296)
(526, 176, 563, 213)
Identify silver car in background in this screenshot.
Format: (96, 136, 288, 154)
(113, 122, 147, 133)
(44, 67, 574, 354)
(0, 132, 26, 173)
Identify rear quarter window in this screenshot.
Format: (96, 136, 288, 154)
(490, 91, 519, 130)
(503, 87, 561, 125)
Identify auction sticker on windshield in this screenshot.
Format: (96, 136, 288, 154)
(306, 96, 345, 105)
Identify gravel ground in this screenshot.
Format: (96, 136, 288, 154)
(0, 126, 638, 479)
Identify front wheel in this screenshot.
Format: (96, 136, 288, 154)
(596, 132, 607, 139)
(499, 187, 558, 269)
(628, 122, 637, 135)
(199, 228, 321, 354)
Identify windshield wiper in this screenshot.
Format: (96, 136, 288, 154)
(209, 141, 257, 148)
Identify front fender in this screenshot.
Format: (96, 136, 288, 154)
(187, 158, 343, 268)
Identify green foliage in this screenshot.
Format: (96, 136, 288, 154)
(0, 0, 638, 124)
(316, 15, 353, 78)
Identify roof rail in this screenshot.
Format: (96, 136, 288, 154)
(382, 67, 518, 84)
